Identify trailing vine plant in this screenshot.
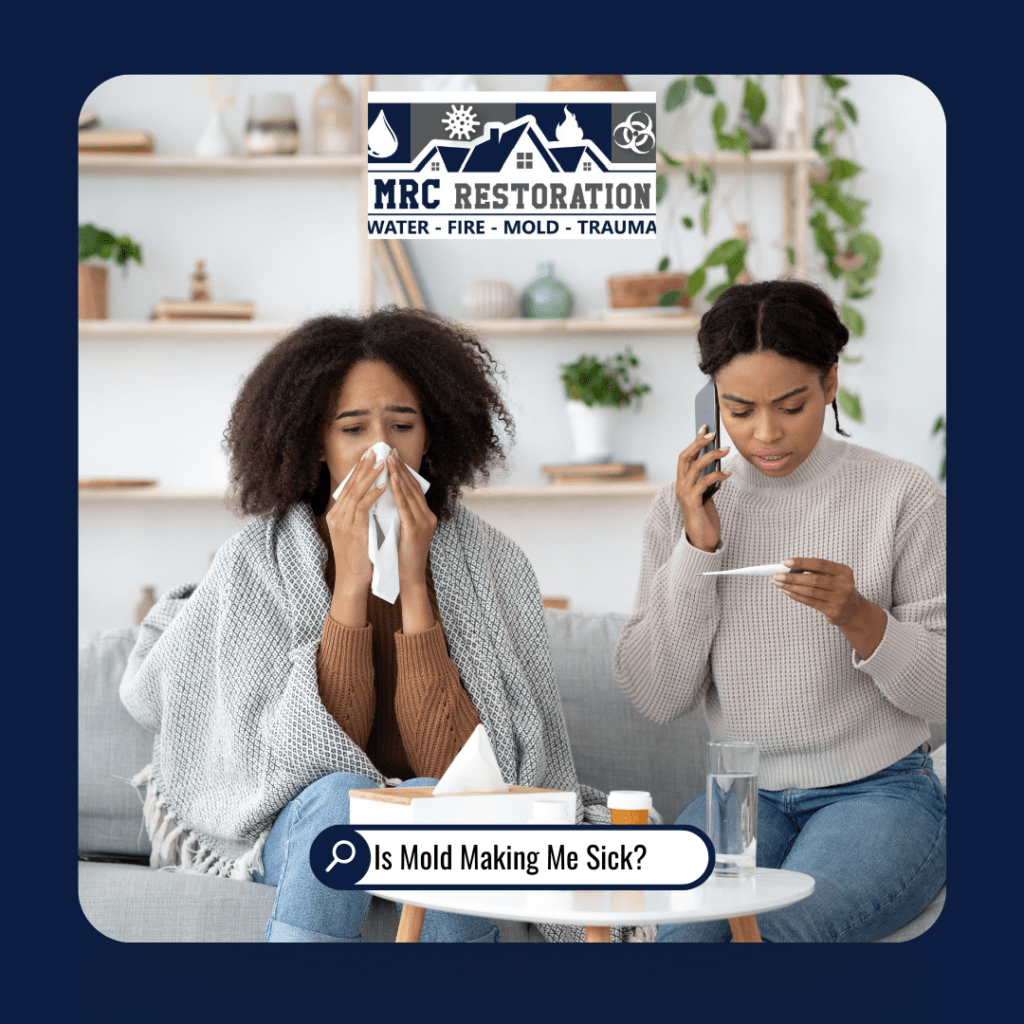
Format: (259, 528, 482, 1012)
(807, 75, 883, 424)
(655, 75, 769, 304)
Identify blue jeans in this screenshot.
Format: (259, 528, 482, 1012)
(657, 748, 946, 942)
(253, 771, 500, 943)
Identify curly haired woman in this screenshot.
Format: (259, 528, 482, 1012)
(614, 280, 946, 942)
(120, 307, 591, 943)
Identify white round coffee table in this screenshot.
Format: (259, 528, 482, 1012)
(369, 868, 815, 943)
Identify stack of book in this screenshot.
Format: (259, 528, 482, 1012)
(152, 299, 255, 321)
(541, 462, 646, 485)
(79, 130, 155, 154)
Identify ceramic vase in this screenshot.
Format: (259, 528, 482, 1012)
(461, 280, 518, 319)
(195, 110, 236, 158)
(566, 400, 618, 463)
(522, 263, 573, 319)
(135, 586, 157, 625)
(312, 75, 353, 154)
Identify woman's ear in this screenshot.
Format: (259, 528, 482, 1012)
(824, 362, 839, 405)
(422, 430, 431, 456)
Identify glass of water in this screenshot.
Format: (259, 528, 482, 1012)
(706, 741, 758, 878)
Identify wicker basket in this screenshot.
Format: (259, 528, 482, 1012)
(607, 272, 690, 309)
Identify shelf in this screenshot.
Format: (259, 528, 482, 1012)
(78, 488, 231, 502)
(79, 316, 699, 339)
(459, 316, 699, 336)
(658, 149, 820, 172)
(463, 482, 664, 499)
(78, 483, 666, 502)
(78, 320, 294, 339)
(79, 153, 365, 175)
(79, 150, 816, 176)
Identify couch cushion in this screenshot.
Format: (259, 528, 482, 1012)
(79, 628, 155, 858)
(544, 609, 710, 823)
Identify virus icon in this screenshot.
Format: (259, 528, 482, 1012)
(441, 104, 479, 140)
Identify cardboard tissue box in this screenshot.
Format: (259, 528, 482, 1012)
(349, 724, 576, 824)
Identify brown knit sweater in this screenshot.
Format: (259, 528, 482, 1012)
(316, 557, 481, 780)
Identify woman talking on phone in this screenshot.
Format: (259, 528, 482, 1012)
(613, 280, 945, 942)
(120, 307, 589, 943)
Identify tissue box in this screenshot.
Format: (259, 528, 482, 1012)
(349, 786, 576, 825)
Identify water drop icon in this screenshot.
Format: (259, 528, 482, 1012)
(368, 110, 399, 159)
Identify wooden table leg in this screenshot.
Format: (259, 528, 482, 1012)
(728, 915, 762, 943)
(396, 904, 426, 942)
(585, 926, 612, 942)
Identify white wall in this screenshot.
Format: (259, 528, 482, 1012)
(78, 74, 945, 629)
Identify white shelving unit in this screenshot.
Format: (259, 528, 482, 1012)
(78, 315, 699, 340)
(79, 75, 813, 624)
(78, 153, 365, 174)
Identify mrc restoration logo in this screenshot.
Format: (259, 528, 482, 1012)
(367, 91, 657, 240)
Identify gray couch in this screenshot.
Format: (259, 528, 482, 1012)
(79, 609, 946, 942)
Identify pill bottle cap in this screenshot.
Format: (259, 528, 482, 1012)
(607, 790, 652, 811)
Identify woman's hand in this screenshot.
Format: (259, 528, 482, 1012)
(675, 427, 731, 553)
(772, 557, 888, 659)
(388, 452, 438, 633)
(324, 449, 388, 625)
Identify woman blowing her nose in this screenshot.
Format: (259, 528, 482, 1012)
(614, 280, 945, 942)
(120, 307, 589, 943)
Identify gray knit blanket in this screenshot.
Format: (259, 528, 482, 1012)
(121, 501, 630, 940)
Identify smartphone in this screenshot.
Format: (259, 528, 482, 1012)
(694, 379, 721, 504)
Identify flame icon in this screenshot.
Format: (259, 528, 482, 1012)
(368, 110, 399, 159)
(555, 106, 584, 143)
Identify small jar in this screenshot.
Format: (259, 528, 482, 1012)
(526, 799, 571, 825)
(312, 75, 353, 155)
(245, 93, 299, 156)
(607, 790, 651, 825)
(522, 262, 573, 319)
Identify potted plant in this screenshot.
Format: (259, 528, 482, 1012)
(559, 348, 650, 463)
(78, 223, 143, 319)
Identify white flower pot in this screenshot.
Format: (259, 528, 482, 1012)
(195, 110, 236, 158)
(565, 400, 618, 463)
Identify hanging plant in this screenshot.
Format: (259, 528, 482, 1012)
(807, 75, 882, 423)
(656, 75, 762, 304)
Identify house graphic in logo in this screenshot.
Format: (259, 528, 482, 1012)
(410, 109, 619, 176)
(367, 92, 657, 240)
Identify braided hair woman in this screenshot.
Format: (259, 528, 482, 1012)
(614, 280, 945, 942)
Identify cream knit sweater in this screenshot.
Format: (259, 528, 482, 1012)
(613, 432, 945, 791)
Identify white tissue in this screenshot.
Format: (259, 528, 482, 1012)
(333, 441, 430, 604)
(700, 562, 809, 576)
(432, 724, 510, 795)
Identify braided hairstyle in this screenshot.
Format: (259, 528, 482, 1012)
(696, 280, 850, 436)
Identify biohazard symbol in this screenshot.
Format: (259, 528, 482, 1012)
(441, 104, 480, 140)
(612, 111, 655, 155)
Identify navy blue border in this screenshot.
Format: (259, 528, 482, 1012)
(50, 8, 986, 1014)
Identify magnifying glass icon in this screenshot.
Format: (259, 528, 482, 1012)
(326, 839, 356, 872)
